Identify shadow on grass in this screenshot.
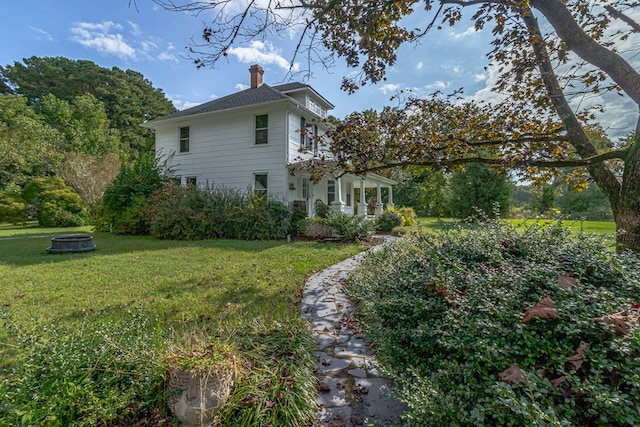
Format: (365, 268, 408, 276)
(0, 231, 291, 267)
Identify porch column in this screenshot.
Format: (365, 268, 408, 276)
(357, 178, 366, 217)
(375, 184, 383, 216)
(309, 181, 315, 216)
(387, 185, 394, 208)
(331, 177, 345, 212)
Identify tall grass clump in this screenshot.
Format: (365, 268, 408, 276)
(347, 219, 640, 426)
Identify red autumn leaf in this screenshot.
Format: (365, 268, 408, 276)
(499, 364, 526, 384)
(566, 341, 590, 371)
(557, 274, 579, 289)
(551, 376, 566, 387)
(522, 296, 558, 323)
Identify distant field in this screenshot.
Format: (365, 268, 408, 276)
(415, 217, 616, 247)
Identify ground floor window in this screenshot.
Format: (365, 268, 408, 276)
(185, 176, 197, 186)
(346, 182, 352, 207)
(302, 178, 310, 200)
(327, 180, 336, 204)
(254, 173, 268, 197)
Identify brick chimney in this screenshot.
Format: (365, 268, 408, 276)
(249, 64, 264, 88)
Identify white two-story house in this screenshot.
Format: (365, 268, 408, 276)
(142, 64, 395, 217)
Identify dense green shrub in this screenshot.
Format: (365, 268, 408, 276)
(347, 221, 640, 426)
(22, 177, 86, 226)
(0, 310, 166, 427)
(303, 217, 332, 239)
(100, 153, 171, 234)
(0, 192, 27, 224)
(147, 183, 292, 240)
(376, 210, 403, 232)
(326, 212, 375, 241)
(314, 200, 332, 219)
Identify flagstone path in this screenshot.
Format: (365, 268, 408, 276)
(301, 239, 407, 426)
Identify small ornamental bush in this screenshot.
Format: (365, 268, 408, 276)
(314, 200, 332, 219)
(0, 192, 27, 224)
(347, 220, 640, 426)
(376, 210, 403, 232)
(303, 217, 332, 239)
(22, 177, 86, 227)
(326, 211, 375, 241)
(396, 206, 417, 226)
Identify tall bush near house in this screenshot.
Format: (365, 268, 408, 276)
(100, 153, 171, 234)
(147, 183, 292, 240)
(21, 177, 86, 227)
(347, 221, 640, 425)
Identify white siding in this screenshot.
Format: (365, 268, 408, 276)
(154, 103, 289, 199)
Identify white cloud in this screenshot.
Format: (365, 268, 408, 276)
(424, 80, 449, 91)
(227, 41, 299, 72)
(128, 21, 142, 36)
(30, 26, 54, 41)
(416, 61, 424, 70)
(451, 25, 478, 39)
(141, 40, 158, 52)
(70, 21, 136, 59)
(379, 83, 400, 95)
(235, 83, 250, 90)
(473, 72, 487, 82)
(158, 52, 178, 62)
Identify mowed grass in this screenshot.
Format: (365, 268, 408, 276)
(0, 227, 366, 425)
(0, 230, 363, 329)
(415, 217, 616, 246)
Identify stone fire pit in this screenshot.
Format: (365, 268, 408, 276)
(47, 235, 96, 254)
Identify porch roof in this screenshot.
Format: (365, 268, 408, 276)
(287, 160, 396, 186)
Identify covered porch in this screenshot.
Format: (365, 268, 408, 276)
(287, 167, 396, 218)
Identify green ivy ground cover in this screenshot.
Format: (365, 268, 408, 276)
(347, 220, 639, 426)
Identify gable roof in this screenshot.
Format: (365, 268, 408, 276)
(145, 81, 334, 126)
(147, 84, 290, 123)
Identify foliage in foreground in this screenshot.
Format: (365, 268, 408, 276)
(347, 221, 640, 426)
(0, 311, 318, 427)
(0, 310, 166, 426)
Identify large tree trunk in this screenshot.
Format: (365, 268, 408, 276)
(614, 137, 640, 251)
(525, 1, 640, 251)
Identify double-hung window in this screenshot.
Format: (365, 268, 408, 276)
(179, 126, 190, 153)
(254, 173, 268, 197)
(255, 114, 268, 144)
(327, 180, 336, 204)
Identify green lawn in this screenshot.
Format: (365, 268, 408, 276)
(0, 230, 362, 326)
(0, 227, 364, 425)
(415, 217, 616, 246)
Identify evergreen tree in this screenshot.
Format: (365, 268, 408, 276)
(447, 163, 512, 219)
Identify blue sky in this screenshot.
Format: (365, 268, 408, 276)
(0, 1, 636, 140)
(0, 2, 493, 114)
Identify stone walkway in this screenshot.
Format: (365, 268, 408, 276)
(301, 239, 406, 426)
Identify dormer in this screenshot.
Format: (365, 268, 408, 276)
(272, 83, 334, 119)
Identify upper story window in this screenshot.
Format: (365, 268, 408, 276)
(255, 114, 268, 144)
(308, 99, 326, 118)
(179, 126, 190, 153)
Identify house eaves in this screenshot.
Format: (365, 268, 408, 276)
(142, 84, 293, 128)
(272, 82, 335, 110)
